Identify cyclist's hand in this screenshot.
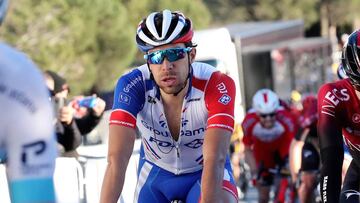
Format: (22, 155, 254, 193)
(92, 96, 106, 117)
(59, 105, 75, 125)
(251, 173, 258, 186)
(251, 177, 257, 186)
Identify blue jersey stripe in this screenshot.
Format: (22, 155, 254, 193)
(9, 178, 55, 203)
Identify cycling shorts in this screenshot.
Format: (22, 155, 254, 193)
(133, 158, 238, 203)
(340, 160, 360, 203)
(300, 142, 320, 172)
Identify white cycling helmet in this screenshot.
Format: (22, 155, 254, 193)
(0, 0, 8, 25)
(136, 9, 194, 53)
(252, 89, 280, 114)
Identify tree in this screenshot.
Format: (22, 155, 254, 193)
(204, 0, 318, 28)
(254, 0, 318, 28)
(2, 0, 135, 94)
(1, 0, 211, 94)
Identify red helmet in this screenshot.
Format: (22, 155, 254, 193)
(136, 9, 194, 53)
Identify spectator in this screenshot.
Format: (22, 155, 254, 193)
(289, 94, 320, 203)
(44, 70, 106, 156)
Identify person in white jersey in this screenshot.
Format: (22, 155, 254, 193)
(100, 9, 238, 203)
(0, 0, 57, 202)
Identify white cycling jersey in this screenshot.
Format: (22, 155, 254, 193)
(110, 62, 235, 174)
(0, 43, 57, 203)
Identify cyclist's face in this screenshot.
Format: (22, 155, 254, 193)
(147, 43, 195, 95)
(258, 112, 276, 129)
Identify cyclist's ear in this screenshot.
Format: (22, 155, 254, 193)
(189, 48, 196, 63)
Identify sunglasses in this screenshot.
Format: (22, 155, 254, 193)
(259, 113, 276, 118)
(144, 47, 192, 64)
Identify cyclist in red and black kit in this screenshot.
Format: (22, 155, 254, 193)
(318, 29, 360, 203)
(289, 95, 320, 203)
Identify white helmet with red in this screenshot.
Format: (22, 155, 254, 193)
(252, 89, 280, 114)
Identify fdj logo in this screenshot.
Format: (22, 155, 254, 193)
(218, 94, 231, 105)
(149, 137, 173, 147)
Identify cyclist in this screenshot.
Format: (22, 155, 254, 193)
(100, 9, 238, 203)
(0, 0, 57, 202)
(318, 29, 360, 203)
(289, 95, 320, 203)
(242, 89, 296, 203)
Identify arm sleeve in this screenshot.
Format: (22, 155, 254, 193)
(109, 70, 145, 128)
(317, 84, 344, 203)
(75, 109, 102, 135)
(56, 120, 82, 152)
(204, 72, 236, 132)
(7, 92, 57, 203)
(294, 127, 303, 141)
(241, 115, 255, 146)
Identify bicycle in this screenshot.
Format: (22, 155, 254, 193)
(268, 167, 297, 203)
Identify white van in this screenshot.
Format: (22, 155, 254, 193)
(193, 28, 245, 124)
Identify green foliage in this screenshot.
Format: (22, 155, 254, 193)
(1, 0, 211, 94)
(254, 0, 318, 28)
(2, 0, 135, 94)
(204, 0, 318, 27)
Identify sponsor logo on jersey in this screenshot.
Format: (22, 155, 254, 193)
(180, 127, 205, 137)
(123, 75, 142, 93)
(218, 94, 231, 105)
(159, 120, 167, 128)
(331, 88, 350, 102)
(141, 120, 205, 137)
(216, 82, 228, 94)
(9, 89, 37, 113)
(322, 176, 328, 202)
(343, 189, 360, 200)
(181, 118, 189, 127)
(303, 150, 313, 158)
(149, 136, 174, 147)
(352, 113, 360, 123)
(118, 92, 131, 105)
(188, 98, 201, 103)
(184, 139, 204, 149)
(322, 88, 350, 117)
(142, 120, 171, 137)
(21, 140, 52, 174)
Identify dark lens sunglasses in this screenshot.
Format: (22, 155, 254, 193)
(259, 113, 276, 118)
(144, 47, 192, 64)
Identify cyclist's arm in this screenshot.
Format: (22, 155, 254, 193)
(100, 72, 144, 203)
(202, 128, 231, 202)
(241, 117, 257, 176)
(318, 85, 343, 203)
(56, 120, 82, 151)
(7, 75, 57, 203)
(244, 145, 257, 176)
(289, 127, 308, 182)
(100, 125, 136, 203)
(203, 71, 236, 202)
